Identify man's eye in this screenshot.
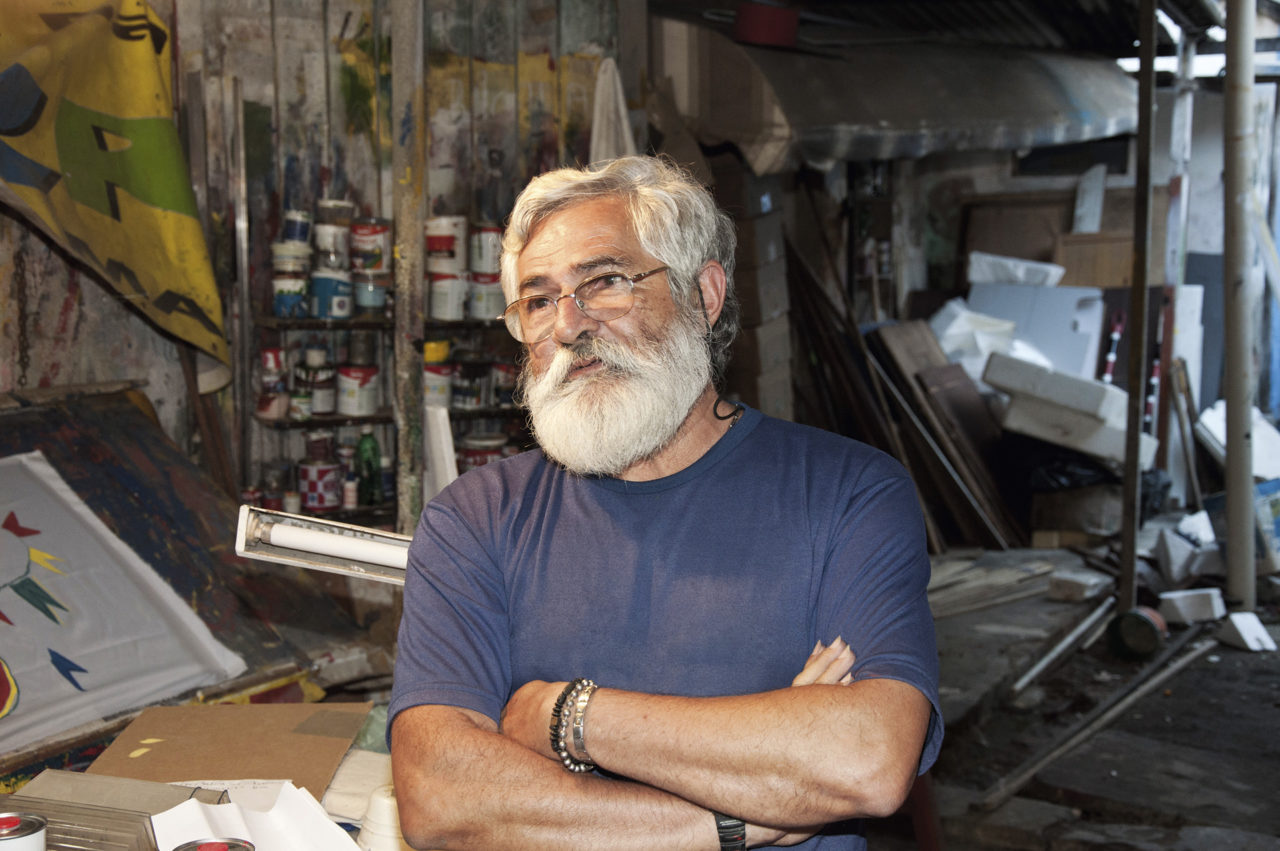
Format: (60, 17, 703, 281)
(579, 274, 626, 298)
(520, 296, 554, 317)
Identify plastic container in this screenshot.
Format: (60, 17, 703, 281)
(469, 223, 502, 274)
(468, 273, 505, 321)
(429, 272, 468, 321)
(337, 365, 380, 416)
(311, 269, 352, 319)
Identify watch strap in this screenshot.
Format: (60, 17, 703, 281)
(711, 810, 747, 851)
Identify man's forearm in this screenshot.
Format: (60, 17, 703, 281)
(391, 704, 785, 850)
(577, 678, 931, 826)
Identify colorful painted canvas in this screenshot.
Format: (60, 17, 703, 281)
(0, 450, 245, 752)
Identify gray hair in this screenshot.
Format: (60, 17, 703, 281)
(499, 155, 740, 386)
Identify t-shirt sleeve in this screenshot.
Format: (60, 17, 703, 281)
(817, 456, 944, 774)
(387, 496, 512, 744)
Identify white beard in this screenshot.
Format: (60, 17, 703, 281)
(520, 312, 711, 477)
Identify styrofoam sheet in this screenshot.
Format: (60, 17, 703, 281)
(983, 351, 1127, 423)
(968, 283, 1104, 380)
(1001, 395, 1157, 469)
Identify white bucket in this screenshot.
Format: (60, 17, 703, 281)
(425, 215, 468, 274)
(337, 365, 380, 416)
(423, 363, 454, 408)
(468, 273, 505, 321)
(469, 223, 502, 274)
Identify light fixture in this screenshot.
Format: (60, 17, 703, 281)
(234, 505, 409, 585)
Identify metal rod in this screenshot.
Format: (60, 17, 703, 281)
(1224, 0, 1257, 611)
(231, 77, 252, 490)
(1119, 0, 1158, 612)
(1009, 596, 1116, 696)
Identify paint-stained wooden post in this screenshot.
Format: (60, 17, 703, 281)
(559, 0, 617, 166)
(471, 0, 518, 226)
(392, 0, 428, 533)
(517, 0, 560, 185)
(427, 0, 473, 215)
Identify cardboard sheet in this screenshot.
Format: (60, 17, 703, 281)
(86, 702, 371, 801)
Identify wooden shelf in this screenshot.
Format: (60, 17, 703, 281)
(255, 313, 392, 331)
(254, 408, 395, 430)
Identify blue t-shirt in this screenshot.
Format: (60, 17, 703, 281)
(389, 406, 943, 849)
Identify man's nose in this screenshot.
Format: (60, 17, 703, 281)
(550, 293, 600, 344)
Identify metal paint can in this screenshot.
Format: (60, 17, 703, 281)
(422, 362, 454, 408)
(173, 840, 256, 851)
(315, 198, 355, 226)
(298, 461, 343, 512)
(425, 215, 468, 273)
(458, 432, 507, 472)
(469, 222, 502, 274)
(0, 812, 47, 850)
(314, 222, 350, 270)
(348, 329, 377, 366)
(336, 365, 380, 416)
(428, 272, 468, 321)
(353, 271, 389, 313)
(351, 217, 392, 271)
(468, 273, 505, 321)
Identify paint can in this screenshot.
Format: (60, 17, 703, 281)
(315, 198, 355, 226)
(270, 240, 312, 275)
(310, 270, 352, 319)
(282, 209, 313, 244)
(335, 443, 357, 475)
(491, 362, 518, 408)
(239, 487, 262, 507)
(421, 338, 451, 364)
(173, 839, 256, 851)
(296, 365, 336, 415)
(298, 460, 343, 512)
(450, 361, 489, 410)
(468, 273, 505, 321)
(287, 392, 312, 422)
(304, 428, 335, 462)
(352, 271, 389, 314)
(337, 365, 380, 416)
(428, 272, 468, 321)
(458, 432, 507, 472)
(422, 362, 454, 408)
(348, 330, 377, 366)
(351, 217, 393, 271)
(425, 215, 469, 273)
(469, 222, 503, 274)
(0, 814, 47, 851)
(283, 491, 302, 514)
(260, 347, 286, 373)
(314, 222, 350, 270)
(272, 276, 309, 318)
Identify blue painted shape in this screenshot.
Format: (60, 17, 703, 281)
(49, 649, 88, 691)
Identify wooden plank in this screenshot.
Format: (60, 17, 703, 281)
(471, 0, 518, 224)
(426, 0, 472, 215)
(516, 0, 560, 184)
(328, 0, 394, 216)
(273, 0, 329, 211)
(558, 0, 617, 165)
(917, 362, 1025, 545)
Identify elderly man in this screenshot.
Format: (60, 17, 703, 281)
(389, 155, 942, 850)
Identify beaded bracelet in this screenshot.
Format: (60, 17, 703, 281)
(549, 678, 597, 772)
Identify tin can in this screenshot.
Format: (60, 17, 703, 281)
(297, 365, 336, 415)
(314, 222, 350, 270)
(0, 813, 47, 851)
(425, 215, 468, 273)
(287, 392, 312, 422)
(315, 198, 355, 226)
(348, 330, 377, 366)
(304, 428, 335, 462)
(428, 272, 468, 321)
(173, 839, 256, 851)
(337, 365, 380, 416)
(469, 223, 502, 274)
(458, 432, 507, 472)
(351, 217, 392, 271)
(283, 491, 302, 514)
(298, 461, 343, 512)
(423, 362, 454, 408)
(335, 443, 357, 475)
(468, 273, 505, 321)
(352, 271, 390, 313)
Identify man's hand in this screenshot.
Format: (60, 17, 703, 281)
(499, 678, 563, 760)
(792, 637, 855, 686)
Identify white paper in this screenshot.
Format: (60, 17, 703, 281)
(152, 781, 359, 851)
(322, 748, 393, 824)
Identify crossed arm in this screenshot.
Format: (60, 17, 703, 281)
(390, 640, 933, 850)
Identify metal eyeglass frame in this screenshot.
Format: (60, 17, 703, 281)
(498, 266, 669, 343)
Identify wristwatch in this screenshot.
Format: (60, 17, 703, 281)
(712, 810, 747, 851)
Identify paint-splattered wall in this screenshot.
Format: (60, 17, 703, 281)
(1, 0, 618, 474)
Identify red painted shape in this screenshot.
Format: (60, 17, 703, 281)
(0, 610, 11, 626)
(2, 511, 39, 537)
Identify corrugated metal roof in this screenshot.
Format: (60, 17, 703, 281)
(651, 0, 1225, 58)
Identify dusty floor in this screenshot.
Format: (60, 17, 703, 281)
(867, 547, 1280, 850)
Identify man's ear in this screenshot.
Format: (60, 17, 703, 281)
(696, 261, 728, 326)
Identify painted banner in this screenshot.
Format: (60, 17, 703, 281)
(0, 450, 246, 753)
(0, 0, 228, 367)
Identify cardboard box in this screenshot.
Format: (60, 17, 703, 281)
(729, 362, 793, 420)
(86, 702, 371, 801)
(728, 313, 791, 377)
(1030, 483, 1123, 536)
(983, 351, 1127, 423)
(735, 210, 784, 270)
(1001, 395, 1157, 469)
(736, 257, 789, 327)
(709, 153, 786, 219)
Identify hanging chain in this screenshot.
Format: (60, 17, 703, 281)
(15, 245, 30, 388)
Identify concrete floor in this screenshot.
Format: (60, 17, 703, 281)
(867, 547, 1280, 850)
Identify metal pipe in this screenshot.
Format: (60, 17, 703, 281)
(231, 77, 252, 490)
(1224, 0, 1257, 611)
(1119, 0, 1157, 612)
(1009, 596, 1116, 696)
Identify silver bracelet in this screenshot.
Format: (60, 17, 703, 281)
(550, 678, 596, 772)
(572, 680, 598, 763)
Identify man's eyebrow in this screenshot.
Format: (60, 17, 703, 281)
(517, 255, 631, 296)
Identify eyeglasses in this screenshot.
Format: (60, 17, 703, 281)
(498, 266, 669, 344)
